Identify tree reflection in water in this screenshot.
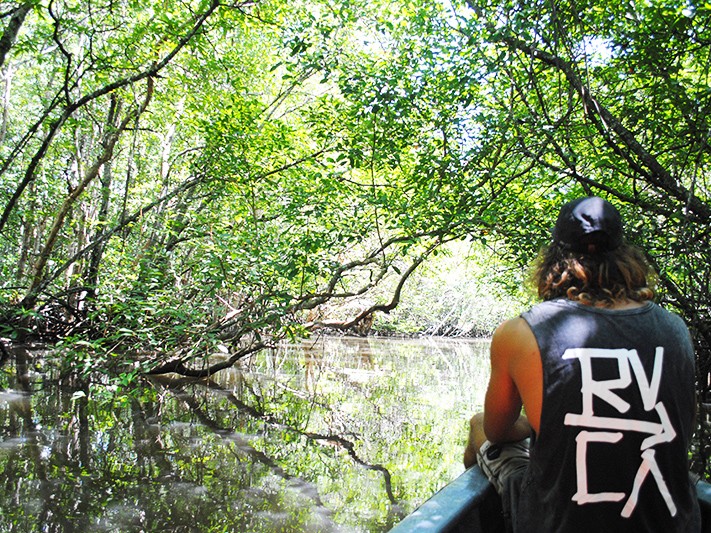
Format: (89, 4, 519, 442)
(0, 336, 490, 532)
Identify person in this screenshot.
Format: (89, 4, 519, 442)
(463, 196, 701, 532)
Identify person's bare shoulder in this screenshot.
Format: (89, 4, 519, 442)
(491, 317, 537, 358)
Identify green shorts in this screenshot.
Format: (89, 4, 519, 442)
(476, 438, 530, 494)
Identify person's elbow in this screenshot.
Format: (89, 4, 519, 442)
(484, 413, 530, 444)
(483, 415, 512, 444)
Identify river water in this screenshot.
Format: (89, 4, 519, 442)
(0, 335, 491, 532)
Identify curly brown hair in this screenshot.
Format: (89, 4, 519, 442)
(533, 242, 656, 306)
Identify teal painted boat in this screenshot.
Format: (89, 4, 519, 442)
(390, 466, 711, 532)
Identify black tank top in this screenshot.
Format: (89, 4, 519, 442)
(516, 299, 701, 532)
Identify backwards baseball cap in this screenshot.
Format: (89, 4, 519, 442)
(552, 196, 624, 253)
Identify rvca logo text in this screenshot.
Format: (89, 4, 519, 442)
(563, 347, 677, 518)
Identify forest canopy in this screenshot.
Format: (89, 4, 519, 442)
(0, 0, 709, 445)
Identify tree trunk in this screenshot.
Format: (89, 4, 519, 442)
(0, 3, 33, 70)
(22, 79, 154, 308)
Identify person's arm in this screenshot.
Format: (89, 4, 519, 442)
(483, 317, 535, 443)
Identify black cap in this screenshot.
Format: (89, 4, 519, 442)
(552, 197, 624, 253)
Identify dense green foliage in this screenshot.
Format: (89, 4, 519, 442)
(0, 0, 709, 472)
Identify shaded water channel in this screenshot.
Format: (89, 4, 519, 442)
(0, 336, 491, 532)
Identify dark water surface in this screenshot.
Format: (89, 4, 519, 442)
(0, 336, 490, 532)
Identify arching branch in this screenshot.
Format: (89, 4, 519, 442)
(497, 33, 711, 222)
(0, 0, 223, 235)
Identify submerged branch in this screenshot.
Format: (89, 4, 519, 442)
(152, 378, 334, 515)
(154, 376, 398, 505)
(304, 430, 396, 504)
(146, 342, 267, 377)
